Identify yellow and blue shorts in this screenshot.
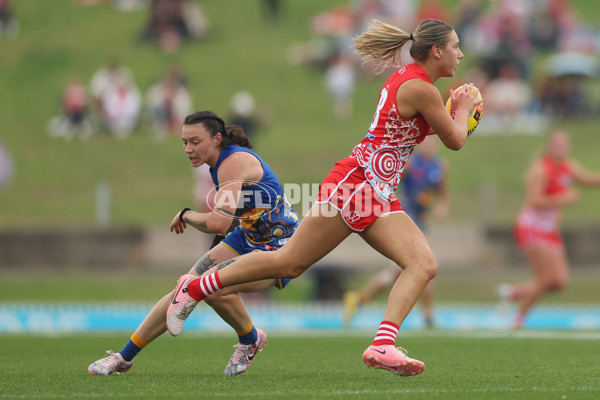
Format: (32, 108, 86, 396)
(219, 228, 292, 289)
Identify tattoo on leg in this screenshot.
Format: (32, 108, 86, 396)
(216, 259, 236, 270)
(194, 254, 217, 275)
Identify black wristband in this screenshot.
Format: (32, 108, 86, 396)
(179, 208, 191, 223)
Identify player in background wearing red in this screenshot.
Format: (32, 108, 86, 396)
(167, 19, 481, 377)
(500, 130, 600, 329)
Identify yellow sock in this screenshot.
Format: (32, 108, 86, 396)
(236, 322, 257, 345)
(235, 322, 254, 337)
(130, 332, 148, 349)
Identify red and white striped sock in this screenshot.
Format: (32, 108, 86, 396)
(371, 320, 399, 346)
(187, 271, 223, 301)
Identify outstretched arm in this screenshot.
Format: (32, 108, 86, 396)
(571, 159, 600, 187)
(170, 152, 264, 235)
(170, 202, 234, 236)
(525, 161, 579, 208)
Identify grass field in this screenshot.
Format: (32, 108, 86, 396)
(1, 331, 599, 399)
(2, 3, 600, 398)
(2, 267, 600, 304)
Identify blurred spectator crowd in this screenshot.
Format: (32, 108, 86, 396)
(0, 0, 19, 39)
(288, 0, 600, 133)
(139, 0, 209, 53)
(42, 0, 600, 139)
(47, 58, 192, 141)
(47, 1, 277, 142)
(78, 0, 209, 52)
(47, 57, 269, 143)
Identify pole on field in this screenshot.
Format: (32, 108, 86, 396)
(95, 179, 111, 228)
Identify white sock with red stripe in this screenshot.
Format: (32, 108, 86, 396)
(187, 271, 223, 301)
(371, 320, 399, 346)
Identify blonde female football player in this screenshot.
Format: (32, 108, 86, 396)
(167, 19, 481, 377)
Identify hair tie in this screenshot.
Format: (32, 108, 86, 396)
(409, 33, 414, 41)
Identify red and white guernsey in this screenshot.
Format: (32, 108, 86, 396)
(342, 63, 431, 202)
(517, 156, 572, 232)
(514, 156, 573, 250)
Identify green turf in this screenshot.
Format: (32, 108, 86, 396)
(2, 267, 600, 304)
(0, 332, 599, 399)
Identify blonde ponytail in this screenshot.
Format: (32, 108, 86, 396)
(352, 20, 410, 74)
(352, 19, 454, 74)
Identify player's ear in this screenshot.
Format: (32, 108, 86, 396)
(213, 132, 223, 146)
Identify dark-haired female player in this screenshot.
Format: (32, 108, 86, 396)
(88, 111, 299, 376)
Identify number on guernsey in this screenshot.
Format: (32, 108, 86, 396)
(369, 87, 388, 132)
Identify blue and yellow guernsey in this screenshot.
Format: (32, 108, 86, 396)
(209, 145, 299, 248)
(400, 152, 444, 229)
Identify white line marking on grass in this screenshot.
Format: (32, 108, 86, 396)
(334, 386, 599, 396)
(1, 387, 598, 399)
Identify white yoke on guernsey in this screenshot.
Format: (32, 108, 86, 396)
(514, 156, 573, 251)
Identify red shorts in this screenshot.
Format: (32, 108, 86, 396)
(315, 161, 404, 231)
(514, 223, 563, 252)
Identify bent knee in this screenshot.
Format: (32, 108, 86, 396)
(280, 263, 309, 279)
(403, 253, 438, 281)
(422, 257, 438, 281)
(270, 250, 311, 279)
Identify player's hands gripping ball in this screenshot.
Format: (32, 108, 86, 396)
(445, 84, 483, 136)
